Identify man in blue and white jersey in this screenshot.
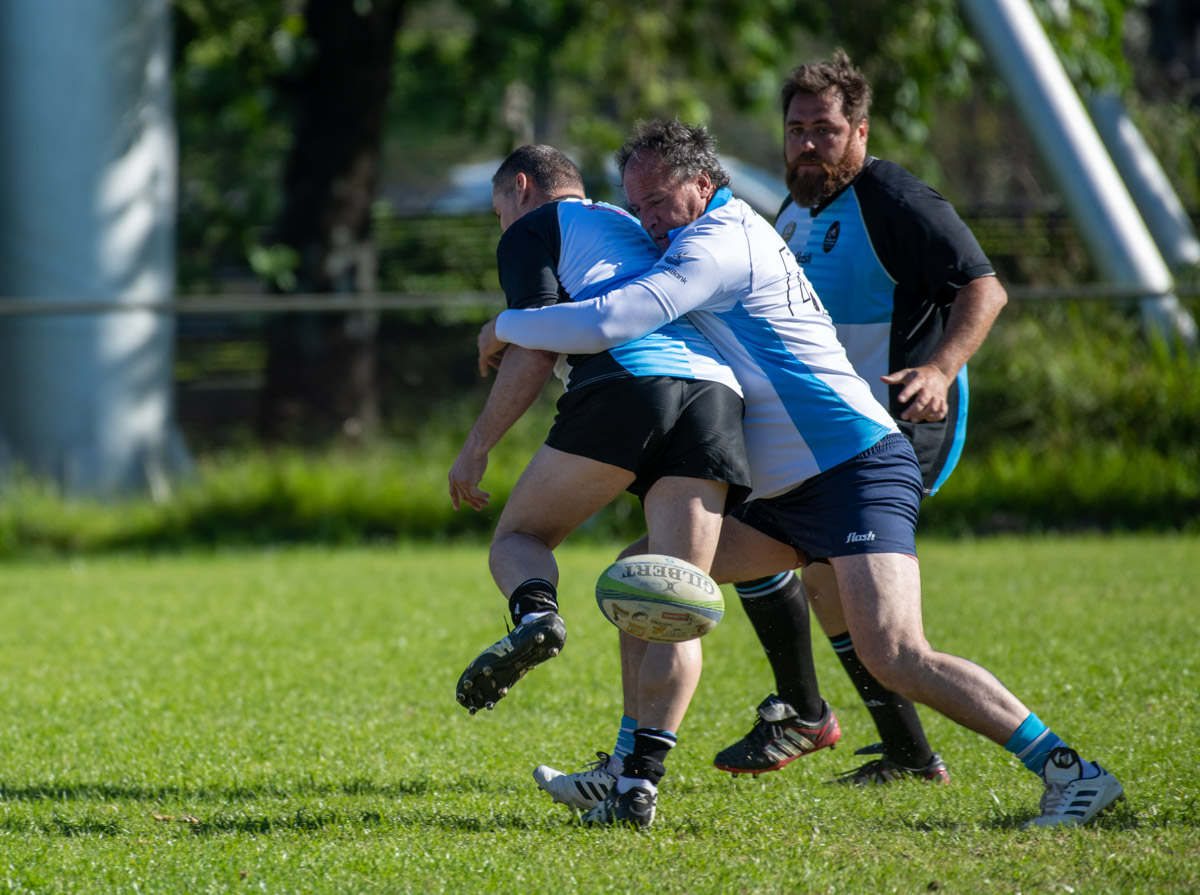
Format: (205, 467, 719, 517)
(450, 146, 751, 827)
(483, 121, 1122, 830)
(717, 50, 1009, 787)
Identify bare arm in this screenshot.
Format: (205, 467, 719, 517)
(449, 346, 557, 511)
(881, 276, 1008, 422)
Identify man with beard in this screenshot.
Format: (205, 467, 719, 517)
(715, 49, 1010, 786)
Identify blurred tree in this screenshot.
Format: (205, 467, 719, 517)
(174, 0, 299, 290)
(175, 0, 1175, 444)
(257, 0, 405, 443)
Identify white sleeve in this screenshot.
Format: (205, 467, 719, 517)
(495, 280, 674, 353)
(495, 219, 737, 353)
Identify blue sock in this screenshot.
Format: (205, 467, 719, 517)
(1006, 713, 1067, 776)
(614, 715, 637, 765)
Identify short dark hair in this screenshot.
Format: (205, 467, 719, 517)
(614, 119, 732, 190)
(781, 48, 871, 126)
(492, 145, 584, 195)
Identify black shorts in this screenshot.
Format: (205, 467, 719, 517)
(894, 386, 966, 498)
(546, 376, 752, 512)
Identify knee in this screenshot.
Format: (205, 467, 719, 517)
(854, 638, 929, 696)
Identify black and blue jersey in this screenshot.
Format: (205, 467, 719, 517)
(496, 197, 740, 395)
(774, 158, 995, 494)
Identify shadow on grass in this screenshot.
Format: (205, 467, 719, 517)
(894, 798, 1149, 833)
(0, 773, 508, 803)
(0, 774, 563, 836)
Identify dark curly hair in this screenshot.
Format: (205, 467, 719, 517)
(614, 119, 731, 190)
(781, 48, 872, 126)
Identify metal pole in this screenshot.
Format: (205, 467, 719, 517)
(1088, 91, 1200, 273)
(959, 0, 1198, 347)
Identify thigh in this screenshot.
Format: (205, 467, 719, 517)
(801, 561, 849, 633)
(708, 514, 806, 585)
(829, 552, 926, 657)
(642, 476, 728, 572)
(496, 445, 636, 549)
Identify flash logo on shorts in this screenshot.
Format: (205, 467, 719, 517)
(845, 530, 876, 544)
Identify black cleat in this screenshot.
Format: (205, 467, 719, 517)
(456, 613, 566, 714)
(829, 743, 951, 785)
(581, 784, 656, 829)
(713, 695, 840, 775)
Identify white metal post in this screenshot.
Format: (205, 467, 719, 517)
(960, 0, 1197, 346)
(0, 0, 189, 495)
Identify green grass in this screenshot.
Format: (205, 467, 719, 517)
(1, 536, 1197, 893)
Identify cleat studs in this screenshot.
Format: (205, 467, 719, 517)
(498, 687, 508, 697)
(482, 666, 493, 676)
(534, 632, 546, 644)
(485, 702, 495, 711)
(548, 648, 559, 657)
(468, 707, 477, 715)
(462, 680, 473, 690)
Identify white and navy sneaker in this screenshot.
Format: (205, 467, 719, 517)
(455, 613, 566, 714)
(581, 783, 656, 829)
(1025, 746, 1125, 828)
(533, 751, 617, 811)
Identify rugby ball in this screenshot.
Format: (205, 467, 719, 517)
(595, 554, 724, 643)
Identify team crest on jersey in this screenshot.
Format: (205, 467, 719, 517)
(823, 221, 840, 253)
(781, 221, 796, 241)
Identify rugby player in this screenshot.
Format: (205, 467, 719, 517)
(717, 49, 1009, 786)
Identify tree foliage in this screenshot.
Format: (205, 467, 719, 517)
(174, 0, 1155, 290)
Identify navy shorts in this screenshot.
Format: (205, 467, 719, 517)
(546, 376, 752, 512)
(731, 432, 922, 563)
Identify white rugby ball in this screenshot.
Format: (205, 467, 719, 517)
(595, 554, 724, 643)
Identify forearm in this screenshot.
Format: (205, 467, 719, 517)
(495, 284, 675, 353)
(928, 276, 1008, 378)
(462, 347, 556, 455)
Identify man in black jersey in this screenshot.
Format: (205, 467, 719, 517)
(717, 50, 1010, 786)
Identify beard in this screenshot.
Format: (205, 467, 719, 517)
(785, 147, 863, 208)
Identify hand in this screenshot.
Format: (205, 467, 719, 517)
(448, 448, 491, 511)
(477, 317, 508, 377)
(880, 364, 951, 422)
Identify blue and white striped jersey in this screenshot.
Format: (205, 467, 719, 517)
(495, 197, 740, 395)
(496, 190, 898, 499)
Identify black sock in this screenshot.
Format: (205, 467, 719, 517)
(735, 571, 824, 721)
(829, 632, 933, 768)
(508, 578, 558, 627)
(622, 728, 676, 786)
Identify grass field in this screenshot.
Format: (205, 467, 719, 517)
(1, 535, 1197, 893)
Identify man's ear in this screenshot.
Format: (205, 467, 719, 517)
(696, 170, 715, 200)
(513, 172, 530, 194)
